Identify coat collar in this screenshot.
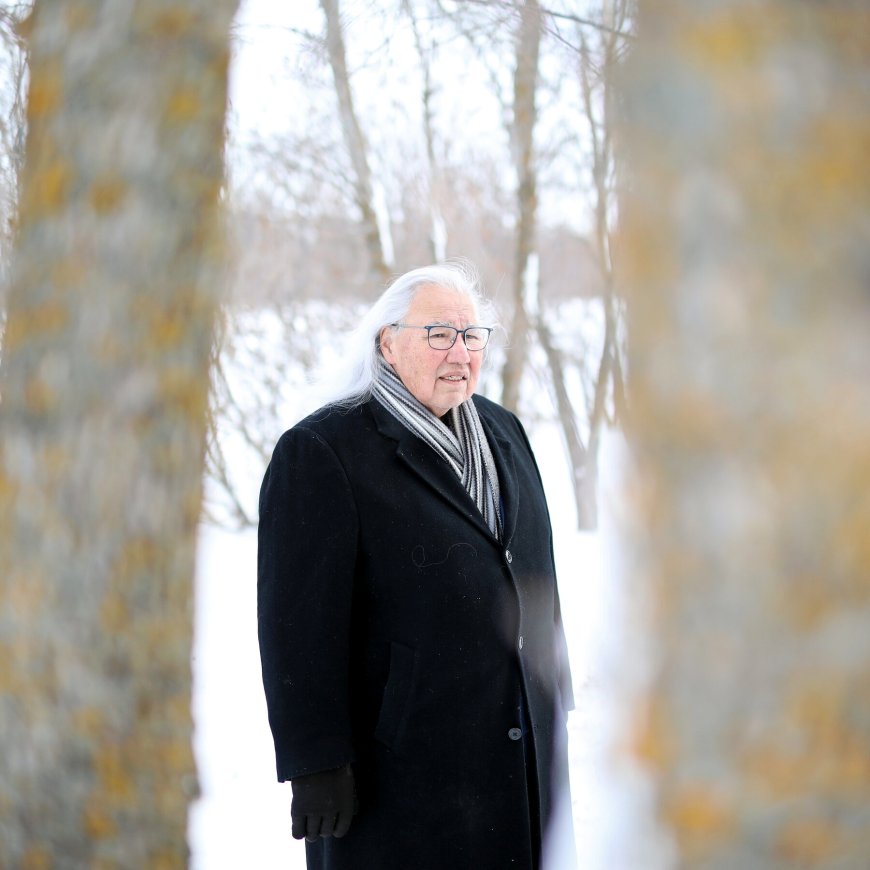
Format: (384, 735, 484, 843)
(368, 396, 519, 546)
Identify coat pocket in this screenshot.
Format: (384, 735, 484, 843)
(374, 641, 417, 750)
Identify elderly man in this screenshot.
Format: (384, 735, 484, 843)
(258, 262, 574, 870)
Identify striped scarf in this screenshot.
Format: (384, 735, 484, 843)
(372, 354, 502, 540)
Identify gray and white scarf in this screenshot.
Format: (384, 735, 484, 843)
(372, 354, 503, 540)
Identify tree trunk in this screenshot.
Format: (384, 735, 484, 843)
(320, 0, 391, 284)
(403, 0, 447, 262)
(500, 0, 541, 413)
(537, 312, 593, 527)
(618, 1, 870, 866)
(554, 2, 628, 532)
(0, 0, 237, 865)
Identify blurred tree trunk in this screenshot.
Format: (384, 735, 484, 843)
(618, 0, 870, 866)
(500, 0, 541, 413)
(0, 0, 237, 865)
(320, 0, 391, 284)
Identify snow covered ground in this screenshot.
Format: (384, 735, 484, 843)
(188, 423, 630, 869)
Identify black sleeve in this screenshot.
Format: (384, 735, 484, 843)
(257, 425, 360, 781)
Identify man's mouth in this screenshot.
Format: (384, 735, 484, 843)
(440, 374, 467, 382)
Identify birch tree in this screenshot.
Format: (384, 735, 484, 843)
(0, 0, 237, 864)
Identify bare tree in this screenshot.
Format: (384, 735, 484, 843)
(500, 0, 542, 413)
(448, 0, 631, 527)
(535, 0, 631, 528)
(0, 0, 237, 864)
(210, 1, 630, 530)
(320, 0, 392, 284)
(402, 0, 448, 261)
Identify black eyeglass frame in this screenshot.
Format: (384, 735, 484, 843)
(389, 323, 493, 351)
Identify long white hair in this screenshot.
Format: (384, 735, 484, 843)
(302, 260, 497, 416)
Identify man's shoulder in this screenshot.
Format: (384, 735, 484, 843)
(275, 401, 373, 451)
(298, 400, 370, 431)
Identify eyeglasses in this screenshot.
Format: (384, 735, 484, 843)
(390, 324, 493, 351)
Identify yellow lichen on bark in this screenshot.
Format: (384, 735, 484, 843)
(665, 785, 735, 849)
(165, 86, 201, 123)
(149, 310, 188, 349)
(1, 300, 69, 351)
(627, 697, 674, 769)
(99, 588, 130, 635)
(138, 6, 196, 40)
(27, 67, 62, 118)
(88, 175, 127, 215)
(787, 679, 870, 792)
(148, 849, 184, 870)
(681, 4, 792, 67)
(0, 0, 239, 865)
(23, 157, 73, 215)
(780, 573, 835, 631)
(49, 254, 88, 290)
(115, 535, 162, 579)
(24, 376, 58, 414)
(159, 365, 209, 419)
(20, 847, 52, 870)
(740, 742, 809, 801)
(72, 705, 106, 734)
(93, 745, 137, 805)
(618, 0, 870, 865)
(82, 802, 116, 839)
(63, 1, 96, 32)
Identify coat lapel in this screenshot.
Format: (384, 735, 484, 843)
(370, 398, 501, 542)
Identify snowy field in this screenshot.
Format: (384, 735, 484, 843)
(188, 419, 633, 869)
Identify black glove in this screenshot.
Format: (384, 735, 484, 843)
(290, 764, 358, 842)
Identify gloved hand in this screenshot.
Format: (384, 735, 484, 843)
(290, 764, 358, 842)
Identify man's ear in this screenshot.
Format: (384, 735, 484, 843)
(379, 326, 395, 363)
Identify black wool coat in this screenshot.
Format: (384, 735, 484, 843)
(257, 395, 574, 870)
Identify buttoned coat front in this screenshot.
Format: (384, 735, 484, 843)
(257, 394, 574, 870)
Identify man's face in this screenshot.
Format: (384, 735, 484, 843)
(379, 284, 484, 417)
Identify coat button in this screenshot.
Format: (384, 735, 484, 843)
(505, 549, 513, 563)
(508, 727, 523, 741)
(518, 636, 524, 650)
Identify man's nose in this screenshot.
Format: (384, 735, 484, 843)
(447, 332, 471, 361)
